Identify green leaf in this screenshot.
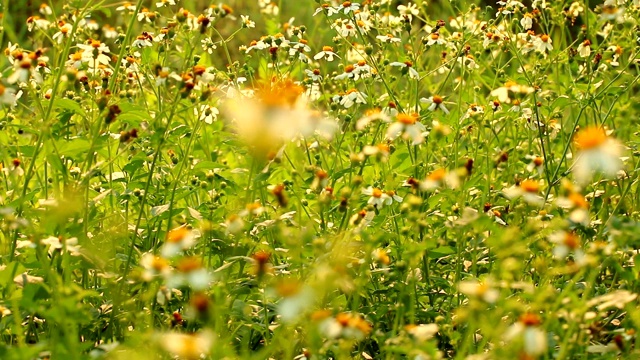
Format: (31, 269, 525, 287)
(428, 246, 456, 258)
(54, 98, 86, 116)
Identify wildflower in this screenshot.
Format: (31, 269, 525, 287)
(419, 168, 460, 191)
(577, 40, 592, 58)
(376, 33, 402, 43)
(356, 108, 391, 130)
(316, 311, 372, 340)
(533, 34, 553, 55)
(167, 257, 211, 290)
(389, 61, 419, 80)
(420, 95, 450, 114)
(0, 84, 21, 107)
(251, 250, 272, 278)
(503, 179, 545, 206)
(161, 226, 196, 258)
(224, 214, 245, 234)
(274, 279, 314, 323)
(160, 331, 214, 360)
(116, 2, 137, 12)
(520, 13, 534, 30)
(555, 185, 589, 225)
(459, 279, 500, 304)
(525, 155, 544, 176)
(504, 313, 547, 356)
(195, 105, 219, 124)
(362, 143, 391, 162)
(314, 46, 339, 61)
(52, 22, 74, 43)
(386, 113, 426, 145)
(349, 209, 375, 229)
(41, 236, 81, 256)
(405, 324, 439, 342)
(548, 231, 586, 265)
(304, 69, 323, 82)
(240, 15, 255, 28)
(361, 187, 401, 208)
(337, 1, 360, 14)
(490, 81, 534, 104)
(572, 127, 623, 185)
(140, 253, 171, 281)
(424, 32, 446, 46)
(156, 0, 177, 7)
(333, 89, 367, 108)
(223, 78, 333, 158)
(397, 2, 420, 21)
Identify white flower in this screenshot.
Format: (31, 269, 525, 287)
(572, 127, 624, 185)
(533, 34, 553, 55)
(338, 1, 360, 14)
(161, 226, 197, 258)
(548, 231, 586, 265)
(196, 105, 219, 124)
(314, 46, 339, 61)
(406, 324, 439, 342)
(520, 13, 533, 30)
(160, 330, 214, 360)
(241, 15, 255, 28)
(389, 61, 419, 79)
(41, 236, 81, 255)
(386, 113, 426, 145)
(274, 280, 314, 323)
(167, 257, 211, 290)
(362, 187, 391, 209)
(504, 314, 547, 356)
(397, 2, 420, 21)
(503, 179, 545, 206)
(577, 40, 592, 58)
(420, 95, 449, 114)
(459, 279, 500, 304)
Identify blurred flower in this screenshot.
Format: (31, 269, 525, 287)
(504, 313, 547, 356)
(503, 179, 545, 206)
(386, 113, 426, 145)
(274, 279, 314, 323)
(160, 330, 214, 360)
(41, 236, 81, 256)
(140, 253, 171, 281)
(166, 257, 211, 290)
(548, 231, 586, 265)
(405, 323, 439, 342)
(459, 279, 500, 304)
(421, 95, 449, 114)
(161, 226, 196, 258)
(572, 127, 623, 185)
(315, 311, 372, 340)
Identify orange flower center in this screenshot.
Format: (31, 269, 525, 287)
(574, 127, 607, 150)
(520, 179, 539, 193)
(396, 113, 417, 125)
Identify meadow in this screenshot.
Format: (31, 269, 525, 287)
(0, 0, 640, 359)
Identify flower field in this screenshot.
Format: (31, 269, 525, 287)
(1, 0, 640, 359)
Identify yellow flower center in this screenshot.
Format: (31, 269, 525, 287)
(372, 188, 383, 198)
